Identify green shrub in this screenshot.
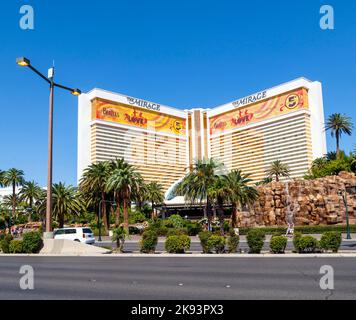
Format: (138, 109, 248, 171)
(270, 236, 288, 254)
(227, 235, 239, 253)
(185, 222, 203, 236)
(22, 232, 43, 254)
(0, 235, 13, 254)
(246, 229, 265, 254)
(168, 215, 185, 229)
(294, 233, 318, 253)
(165, 235, 191, 253)
(320, 232, 342, 253)
(129, 211, 147, 224)
(167, 228, 188, 237)
(207, 235, 226, 254)
(198, 231, 213, 253)
(148, 219, 169, 236)
(140, 230, 158, 254)
(9, 240, 24, 254)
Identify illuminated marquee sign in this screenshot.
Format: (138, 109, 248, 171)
(92, 99, 186, 136)
(210, 88, 309, 135)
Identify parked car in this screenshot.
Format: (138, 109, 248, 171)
(54, 227, 95, 244)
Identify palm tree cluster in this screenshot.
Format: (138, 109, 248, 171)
(0, 168, 86, 230)
(175, 159, 259, 229)
(79, 159, 164, 233)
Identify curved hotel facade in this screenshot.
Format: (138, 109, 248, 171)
(78, 78, 327, 194)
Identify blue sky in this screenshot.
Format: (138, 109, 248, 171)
(0, 0, 355, 186)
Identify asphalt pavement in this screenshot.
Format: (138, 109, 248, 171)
(0, 257, 355, 300)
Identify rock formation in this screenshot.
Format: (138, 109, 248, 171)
(240, 172, 356, 227)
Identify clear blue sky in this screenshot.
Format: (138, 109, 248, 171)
(0, 0, 355, 186)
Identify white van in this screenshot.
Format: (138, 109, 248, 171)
(54, 227, 95, 245)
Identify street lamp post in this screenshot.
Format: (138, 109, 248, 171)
(98, 200, 117, 242)
(16, 57, 81, 238)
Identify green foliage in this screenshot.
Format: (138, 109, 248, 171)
(319, 232, 342, 253)
(112, 227, 128, 253)
(167, 228, 188, 237)
(9, 240, 24, 254)
(270, 236, 288, 254)
(198, 231, 213, 253)
(293, 233, 318, 253)
(184, 221, 203, 236)
(238, 224, 356, 236)
(22, 232, 43, 254)
(168, 215, 185, 229)
(140, 230, 158, 254)
(206, 235, 226, 254)
(227, 234, 240, 253)
(246, 229, 265, 254)
(0, 234, 13, 253)
(129, 211, 147, 224)
(148, 219, 169, 236)
(165, 235, 191, 253)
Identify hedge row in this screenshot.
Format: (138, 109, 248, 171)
(0, 232, 43, 254)
(238, 224, 356, 236)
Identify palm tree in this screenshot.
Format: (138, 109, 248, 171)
(267, 160, 290, 182)
(106, 165, 142, 233)
(223, 170, 259, 228)
(208, 176, 228, 235)
(80, 162, 111, 231)
(2, 168, 25, 220)
(51, 183, 85, 228)
(109, 159, 132, 227)
(175, 158, 223, 228)
(19, 181, 43, 222)
(146, 182, 164, 219)
(326, 113, 354, 158)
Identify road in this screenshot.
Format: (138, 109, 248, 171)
(0, 257, 355, 300)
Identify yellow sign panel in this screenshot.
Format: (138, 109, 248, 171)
(92, 98, 187, 136)
(209, 88, 309, 135)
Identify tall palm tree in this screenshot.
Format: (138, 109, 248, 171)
(326, 113, 354, 158)
(51, 183, 85, 228)
(80, 162, 111, 231)
(146, 182, 164, 219)
(175, 158, 223, 227)
(19, 181, 43, 222)
(267, 160, 290, 182)
(208, 176, 228, 235)
(223, 170, 259, 228)
(106, 165, 142, 233)
(2, 168, 25, 220)
(109, 159, 131, 227)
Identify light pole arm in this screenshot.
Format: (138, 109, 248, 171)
(28, 65, 51, 84)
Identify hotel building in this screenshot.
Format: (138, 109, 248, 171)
(77, 77, 327, 195)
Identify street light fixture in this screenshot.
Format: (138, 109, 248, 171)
(16, 56, 81, 239)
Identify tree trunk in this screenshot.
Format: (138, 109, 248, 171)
(336, 133, 340, 158)
(59, 213, 64, 228)
(101, 192, 108, 232)
(123, 197, 129, 234)
(115, 194, 121, 227)
(28, 198, 33, 223)
(151, 201, 155, 220)
(231, 204, 238, 228)
(12, 182, 16, 222)
(206, 197, 212, 231)
(276, 174, 279, 182)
